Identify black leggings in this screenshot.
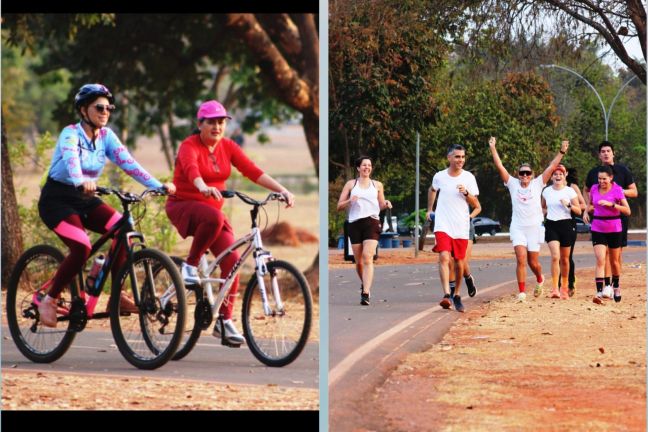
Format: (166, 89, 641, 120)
(559, 219, 577, 289)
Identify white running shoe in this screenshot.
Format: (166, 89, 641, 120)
(517, 292, 527, 302)
(181, 262, 201, 285)
(213, 318, 245, 345)
(602, 285, 613, 299)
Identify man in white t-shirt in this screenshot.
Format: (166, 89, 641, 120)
(427, 144, 480, 312)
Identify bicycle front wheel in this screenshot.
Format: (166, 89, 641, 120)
(242, 260, 312, 367)
(6, 245, 77, 363)
(109, 248, 186, 370)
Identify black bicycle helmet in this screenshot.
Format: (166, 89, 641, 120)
(74, 83, 114, 112)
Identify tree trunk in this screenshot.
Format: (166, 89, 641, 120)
(225, 13, 319, 172)
(1, 113, 25, 289)
(157, 123, 174, 171)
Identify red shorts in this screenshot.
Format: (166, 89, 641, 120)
(433, 231, 468, 260)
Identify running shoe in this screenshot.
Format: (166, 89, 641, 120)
(534, 276, 544, 297)
(568, 286, 576, 297)
(517, 292, 527, 302)
(360, 291, 370, 306)
(465, 275, 477, 297)
(593, 292, 604, 305)
(452, 295, 465, 313)
(439, 294, 452, 309)
(213, 318, 245, 346)
(602, 285, 613, 299)
(181, 262, 201, 285)
(613, 287, 621, 303)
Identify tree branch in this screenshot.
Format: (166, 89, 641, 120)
(225, 13, 313, 112)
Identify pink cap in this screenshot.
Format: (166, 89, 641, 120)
(554, 164, 567, 174)
(197, 100, 231, 120)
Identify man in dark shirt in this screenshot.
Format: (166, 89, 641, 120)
(583, 141, 638, 295)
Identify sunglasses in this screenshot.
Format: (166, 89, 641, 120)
(93, 103, 116, 113)
(518, 171, 533, 176)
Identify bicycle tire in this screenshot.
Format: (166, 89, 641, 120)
(169, 256, 206, 361)
(109, 248, 186, 370)
(242, 260, 312, 367)
(6, 245, 77, 363)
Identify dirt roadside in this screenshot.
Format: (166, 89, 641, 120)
(360, 244, 646, 431)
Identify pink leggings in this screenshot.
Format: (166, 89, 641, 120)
(47, 204, 124, 298)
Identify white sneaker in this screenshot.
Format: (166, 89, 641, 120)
(181, 262, 201, 285)
(213, 318, 245, 345)
(517, 292, 527, 302)
(602, 285, 613, 299)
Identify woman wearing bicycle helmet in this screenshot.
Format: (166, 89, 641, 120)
(165, 100, 295, 346)
(37, 83, 176, 327)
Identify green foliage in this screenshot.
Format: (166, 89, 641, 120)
(2, 14, 300, 153)
(329, 1, 459, 179)
(328, 175, 347, 246)
(402, 209, 427, 228)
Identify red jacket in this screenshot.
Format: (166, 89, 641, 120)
(168, 134, 264, 209)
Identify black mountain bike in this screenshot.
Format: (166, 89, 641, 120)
(6, 187, 185, 370)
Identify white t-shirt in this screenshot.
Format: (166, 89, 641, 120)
(431, 169, 479, 239)
(542, 186, 577, 221)
(505, 176, 545, 228)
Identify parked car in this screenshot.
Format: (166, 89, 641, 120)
(575, 217, 591, 233)
(472, 216, 501, 236)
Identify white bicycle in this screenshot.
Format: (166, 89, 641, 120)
(169, 190, 313, 367)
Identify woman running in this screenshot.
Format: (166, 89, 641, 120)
(559, 167, 587, 296)
(489, 137, 569, 301)
(541, 164, 582, 299)
(588, 165, 630, 304)
(337, 156, 392, 305)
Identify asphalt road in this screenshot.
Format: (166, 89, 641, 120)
(2, 327, 319, 389)
(328, 244, 646, 431)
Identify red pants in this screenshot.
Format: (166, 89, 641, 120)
(166, 200, 240, 320)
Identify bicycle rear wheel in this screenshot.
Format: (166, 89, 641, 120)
(109, 248, 185, 370)
(242, 260, 312, 367)
(168, 256, 207, 361)
(6, 245, 77, 363)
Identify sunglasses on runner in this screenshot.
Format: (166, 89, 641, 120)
(518, 170, 533, 176)
(93, 103, 116, 113)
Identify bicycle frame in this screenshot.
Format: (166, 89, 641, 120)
(195, 192, 285, 318)
(59, 189, 152, 324)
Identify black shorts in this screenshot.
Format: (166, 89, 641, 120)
(348, 216, 381, 244)
(621, 216, 628, 247)
(591, 231, 623, 249)
(544, 219, 576, 247)
(38, 177, 103, 230)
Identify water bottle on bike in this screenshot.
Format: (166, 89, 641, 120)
(84, 254, 105, 315)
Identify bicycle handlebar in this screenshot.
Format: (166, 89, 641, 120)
(221, 190, 285, 206)
(83, 185, 169, 203)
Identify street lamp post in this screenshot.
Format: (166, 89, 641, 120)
(539, 64, 638, 141)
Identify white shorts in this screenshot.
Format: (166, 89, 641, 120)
(509, 224, 544, 252)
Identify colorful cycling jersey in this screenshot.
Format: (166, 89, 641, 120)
(47, 123, 162, 189)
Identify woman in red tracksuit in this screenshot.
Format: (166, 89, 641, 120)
(166, 100, 295, 346)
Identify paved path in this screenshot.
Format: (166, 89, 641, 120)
(2, 328, 318, 389)
(328, 245, 645, 431)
